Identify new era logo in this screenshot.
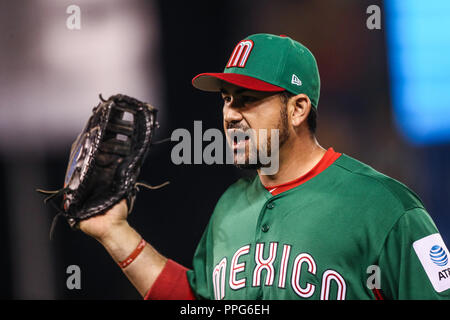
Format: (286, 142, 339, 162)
(291, 74, 302, 86)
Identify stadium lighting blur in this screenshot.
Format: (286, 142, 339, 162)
(385, 0, 450, 145)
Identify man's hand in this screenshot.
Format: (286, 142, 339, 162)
(79, 199, 129, 243)
(78, 198, 168, 297)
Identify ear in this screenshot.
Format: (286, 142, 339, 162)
(289, 94, 311, 128)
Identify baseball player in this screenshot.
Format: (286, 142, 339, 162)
(80, 33, 450, 300)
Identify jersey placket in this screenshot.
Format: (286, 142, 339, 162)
(252, 196, 279, 299)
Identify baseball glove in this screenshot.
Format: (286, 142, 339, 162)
(37, 94, 169, 238)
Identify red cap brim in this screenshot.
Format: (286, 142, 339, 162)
(192, 73, 285, 93)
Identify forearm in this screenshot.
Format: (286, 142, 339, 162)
(98, 221, 167, 297)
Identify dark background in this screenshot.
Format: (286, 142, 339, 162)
(0, 0, 449, 299)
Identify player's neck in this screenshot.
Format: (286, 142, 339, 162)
(257, 135, 326, 187)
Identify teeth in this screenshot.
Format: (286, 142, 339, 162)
(233, 137, 248, 149)
(228, 129, 250, 148)
(233, 135, 246, 143)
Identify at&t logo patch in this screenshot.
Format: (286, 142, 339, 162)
(413, 233, 450, 292)
(430, 245, 448, 267)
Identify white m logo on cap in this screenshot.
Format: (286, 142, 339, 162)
(226, 40, 254, 68)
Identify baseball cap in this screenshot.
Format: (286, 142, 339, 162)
(192, 33, 321, 108)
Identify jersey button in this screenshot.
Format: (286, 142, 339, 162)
(261, 224, 270, 232)
(267, 203, 275, 209)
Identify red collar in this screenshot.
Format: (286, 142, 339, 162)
(264, 148, 341, 196)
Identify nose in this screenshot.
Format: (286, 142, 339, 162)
(223, 99, 243, 123)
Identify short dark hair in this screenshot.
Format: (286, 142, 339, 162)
(279, 91, 317, 135)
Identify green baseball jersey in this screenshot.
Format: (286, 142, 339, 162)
(186, 153, 450, 300)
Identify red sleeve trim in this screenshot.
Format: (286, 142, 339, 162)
(372, 288, 385, 300)
(144, 259, 196, 300)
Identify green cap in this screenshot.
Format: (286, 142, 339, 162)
(192, 33, 321, 108)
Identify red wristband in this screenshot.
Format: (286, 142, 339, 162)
(118, 238, 146, 269)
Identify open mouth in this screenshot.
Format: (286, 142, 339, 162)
(232, 134, 250, 149)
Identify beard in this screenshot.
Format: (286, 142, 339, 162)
(231, 104, 290, 171)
